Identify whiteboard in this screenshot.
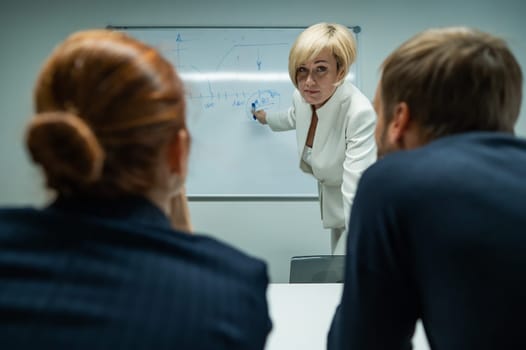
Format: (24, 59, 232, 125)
(116, 26, 361, 197)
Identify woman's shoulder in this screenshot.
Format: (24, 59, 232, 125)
(340, 81, 372, 105)
(291, 88, 306, 105)
(0, 206, 43, 227)
(192, 233, 268, 274)
(336, 82, 374, 119)
(0, 205, 269, 286)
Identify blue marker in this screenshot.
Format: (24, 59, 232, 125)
(251, 102, 257, 120)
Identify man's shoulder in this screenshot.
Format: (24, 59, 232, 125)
(361, 132, 526, 195)
(359, 135, 468, 196)
(360, 150, 430, 192)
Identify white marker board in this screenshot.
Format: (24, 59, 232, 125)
(115, 26, 361, 197)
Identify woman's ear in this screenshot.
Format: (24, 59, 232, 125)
(167, 128, 190, 178)
(336, 66, 346, 82)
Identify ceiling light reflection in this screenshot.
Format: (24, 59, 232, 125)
(180, 72, 290, 82)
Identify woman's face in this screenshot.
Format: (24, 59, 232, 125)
(296, 48, 343, 109)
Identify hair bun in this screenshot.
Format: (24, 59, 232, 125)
(26, 112, 105, 193)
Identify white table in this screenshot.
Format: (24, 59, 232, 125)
(266, 283, 430, 350)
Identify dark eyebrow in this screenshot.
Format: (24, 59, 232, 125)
(313, 60, 329, 64)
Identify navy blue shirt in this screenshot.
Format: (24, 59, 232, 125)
(0, 195, 271, 349)
(328, 132, 526, 350)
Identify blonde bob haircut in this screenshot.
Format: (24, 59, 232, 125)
(288, 23, 356, 88)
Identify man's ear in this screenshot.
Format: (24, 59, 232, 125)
(167, 128, 190, 177)
(387, 102, 412, 148)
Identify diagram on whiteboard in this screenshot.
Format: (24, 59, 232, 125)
(121, 27, 359, 197)
(153, 30, 292, 121)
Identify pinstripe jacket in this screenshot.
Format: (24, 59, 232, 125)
(0, 195, 271, 350)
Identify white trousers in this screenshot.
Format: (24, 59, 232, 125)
(330, 227, 347, 255)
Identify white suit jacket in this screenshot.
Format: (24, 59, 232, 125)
(266, 81, 377, 229)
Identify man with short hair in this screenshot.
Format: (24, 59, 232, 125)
(328, 27, 526, 350)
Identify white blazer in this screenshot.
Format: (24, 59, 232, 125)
(266, 81, 377, 229)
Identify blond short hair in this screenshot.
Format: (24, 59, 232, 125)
(288, 23, 356, 87)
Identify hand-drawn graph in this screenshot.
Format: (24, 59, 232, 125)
(117, 27, 360, 197)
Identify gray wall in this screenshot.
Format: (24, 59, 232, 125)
(1, 0, 524, 282)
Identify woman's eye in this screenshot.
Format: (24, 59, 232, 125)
(297, 67, 307, 73)
(316, 66, 327, 73)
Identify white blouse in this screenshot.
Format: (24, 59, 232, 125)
(302, 146, 313, 167)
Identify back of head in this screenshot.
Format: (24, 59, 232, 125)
(380, 27, 522, 139)
(26, 30, 186, 198)
(288, 22, 356, 87)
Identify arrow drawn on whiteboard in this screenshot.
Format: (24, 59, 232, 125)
(256, 49, 262, 70)
(215, 43, 288, 70)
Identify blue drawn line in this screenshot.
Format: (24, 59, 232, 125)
(187, 90, 279, 101)
(175, 34, 185, 68)
(188, 89, 281, 113)
(215, 43, 289, 70)
(207, 82, 213, 101)
(256, 48, 262, 71)
(153, 34, 188, 68)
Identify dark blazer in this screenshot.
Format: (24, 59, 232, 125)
(328, 132, 526, 350)
(0, 195, 271, 349)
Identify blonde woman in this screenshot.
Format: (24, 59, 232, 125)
(254, 23, 377, 254)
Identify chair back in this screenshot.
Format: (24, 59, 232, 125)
(289, 255, 345, 283)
